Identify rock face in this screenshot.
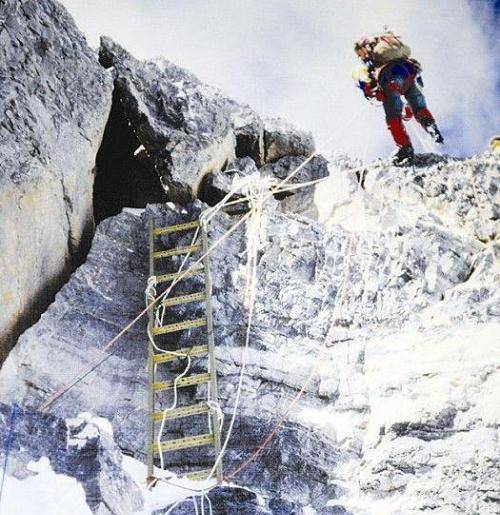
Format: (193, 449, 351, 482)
(0, 0, 113, 354)
(99, 36, 237, 204)
(0, 210, 150, 457)
(1, 150, 498, 513)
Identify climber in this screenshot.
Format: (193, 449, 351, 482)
(353, 30, 444, 165)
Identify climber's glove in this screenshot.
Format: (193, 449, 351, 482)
(363, 83, 376, 99)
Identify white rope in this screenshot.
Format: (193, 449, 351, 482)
(206, 172, 268, 481)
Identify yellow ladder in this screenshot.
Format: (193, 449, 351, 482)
(147, 218, 223, 483)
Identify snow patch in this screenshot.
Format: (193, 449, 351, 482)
(122, 455, 217, 514)
(1, 457, 92, 515)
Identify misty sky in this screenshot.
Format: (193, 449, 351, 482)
(61, 0, 499, 162)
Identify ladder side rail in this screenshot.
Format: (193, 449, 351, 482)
(147, 218, 155, 480)
(201, 220, 223, 483)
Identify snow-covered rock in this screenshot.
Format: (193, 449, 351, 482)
(0, 404, 142, 514)
(0, 0, 113, 353)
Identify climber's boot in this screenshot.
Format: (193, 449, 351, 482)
(391, 144, 415, 166)
(415, 108, 444, 144)
(425, 121, 444, 143)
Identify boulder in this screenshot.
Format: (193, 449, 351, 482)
(0, 0, 113, 354)
(99, 37, 237, 204)
(260, 154, 329, 185)
(199, 156, 259, 205)
(263, 117, 315, 163)
(278, 188, 319, 219)
(262, 154, 329, 220)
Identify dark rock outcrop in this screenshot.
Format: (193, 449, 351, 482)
(99, 37, 237, 204)
(0, 403, 142, 514)
(198, 157, 259, 206)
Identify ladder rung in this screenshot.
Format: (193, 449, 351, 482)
(152, 403, 209, 422)
(152, 318, 207, 335)
(153, 345, 209, 364)
(186, 469, 214, 481)
(153, 373, 211, 392)
(162, 291, 206, 307)
(153, 221, 199, 236)
(155, 268, 205, 284)
(153, 244, 201, 259)
(153, 433, 214, 453)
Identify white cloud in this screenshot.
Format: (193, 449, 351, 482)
(61, 0, 498, 161)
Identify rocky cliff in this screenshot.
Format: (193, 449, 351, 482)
(0, 0, 113, 354)
(0, 1, 499, 514)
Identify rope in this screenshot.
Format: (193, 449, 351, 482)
(205, 171, 268, 481)
(39, 152, 318, 415)
(224, 235, 356, 481)
(0, 403, 19, 509)
(153, 169, 272, 495)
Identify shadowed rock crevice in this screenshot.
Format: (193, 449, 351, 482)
(93, 87, 168, 223)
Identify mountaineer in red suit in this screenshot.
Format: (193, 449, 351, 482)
(353, 31, 444, 165)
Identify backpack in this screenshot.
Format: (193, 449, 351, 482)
(370, 32, 411, 67)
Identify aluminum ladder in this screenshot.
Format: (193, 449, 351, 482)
(146, 217, 222, 483)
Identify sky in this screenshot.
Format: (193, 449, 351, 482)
(61, 0, 499, 162)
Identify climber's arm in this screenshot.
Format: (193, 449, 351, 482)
(353, 62, 383, 101)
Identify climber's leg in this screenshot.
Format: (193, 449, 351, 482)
(383, 85, 406, 140)
(379, 69, 414, 165)
(405, 82, 444, 143)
